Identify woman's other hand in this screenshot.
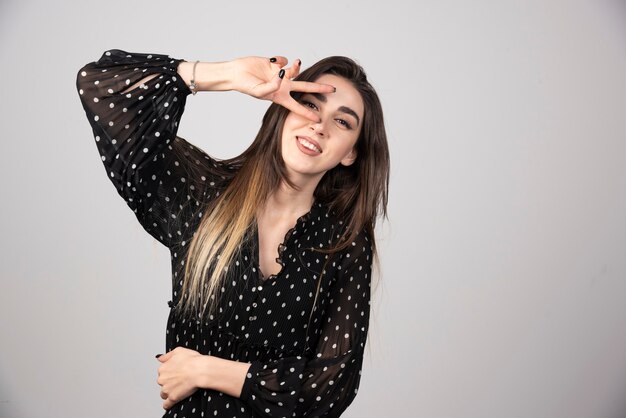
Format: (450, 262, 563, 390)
(156, 347, 205, 410)
(230, 56, 335, 122)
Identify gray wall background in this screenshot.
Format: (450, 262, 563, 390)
(1, 0, 626, 417)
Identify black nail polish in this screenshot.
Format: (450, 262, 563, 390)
(333, 86, 337, 92)
(155, 354, 163, 358)
(269, 57, 277, 63)
(279, 69, 285, 79)
(297, 59, 301, 66)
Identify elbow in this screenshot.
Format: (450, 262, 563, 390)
(76, 63, 93, 98)
(76, 66, 84, 94)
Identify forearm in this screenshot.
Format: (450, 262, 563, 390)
(177, 60, 235, 92)
(194, 355, 252, 398)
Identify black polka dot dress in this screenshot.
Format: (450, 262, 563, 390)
(76, 49, 373, 418)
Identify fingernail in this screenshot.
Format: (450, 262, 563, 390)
(155, 354, 163, 358)
(278, 69, 285, 79)
(332, 86, 337, 92)
(297, 59, 301, 66)
(270, 57, 277, 63)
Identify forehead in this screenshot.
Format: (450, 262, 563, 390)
(312, 74, 364, 117)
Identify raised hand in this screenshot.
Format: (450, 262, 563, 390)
(229, 55, 335, 122)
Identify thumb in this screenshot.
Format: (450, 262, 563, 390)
(156, 351, 172, 362)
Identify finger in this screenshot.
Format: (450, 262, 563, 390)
(158, 350, 174, 362)
(291, 80, 336, 94)
(269, 55, 288, 67)
(284, 58, 302, 79)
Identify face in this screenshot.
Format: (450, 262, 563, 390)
(280, 73, 365, 187)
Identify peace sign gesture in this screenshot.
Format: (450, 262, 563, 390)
(229, 55, 335, 122)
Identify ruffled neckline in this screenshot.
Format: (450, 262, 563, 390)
(253, 200, 324, 284)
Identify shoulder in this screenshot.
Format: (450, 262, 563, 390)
(344, 227, 373, 262)
(315, 201, 373, 254)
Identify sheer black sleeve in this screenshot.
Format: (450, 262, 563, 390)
(76, 49, 227, 248)
(239, 228, 373, 417)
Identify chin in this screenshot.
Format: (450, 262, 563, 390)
(285, 164, 321, 178)
(282, 160, 324, 181)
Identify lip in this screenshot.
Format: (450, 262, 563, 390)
(297, 136, 323, 153)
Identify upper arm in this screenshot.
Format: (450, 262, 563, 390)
(76, 49, 225, 248)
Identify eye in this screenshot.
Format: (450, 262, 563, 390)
(336, 118, 353, 129)
(301, 100, 318, 111)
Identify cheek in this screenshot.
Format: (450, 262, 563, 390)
(281, 115, 294, 139)
(283, 112, 306, 131)
(280, 120, 291, 146)
(281, 113, 307, 144)
(342, 132, 360, 151)
(281, 116, 298, 152)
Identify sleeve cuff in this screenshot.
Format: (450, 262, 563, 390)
(240, 360, 263, 402)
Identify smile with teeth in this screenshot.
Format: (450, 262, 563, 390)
(297, 137, 322, 153)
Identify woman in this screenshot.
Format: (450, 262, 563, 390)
(76, 48, 389, 417)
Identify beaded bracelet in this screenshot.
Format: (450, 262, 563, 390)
(189, 60, 200, 95)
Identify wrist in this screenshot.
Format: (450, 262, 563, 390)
(192, 355, 252, 398)
(177, 60, 235, 92)
(192, 355, 215, 389)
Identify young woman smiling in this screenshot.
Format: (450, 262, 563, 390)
(76, 48, 389, 417)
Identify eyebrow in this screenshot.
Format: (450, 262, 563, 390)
(311, 93, 361, 127)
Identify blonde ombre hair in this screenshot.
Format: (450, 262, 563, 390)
(173, 56, 390, 322)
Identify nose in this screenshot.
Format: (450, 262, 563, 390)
(309, 118, 326, 137)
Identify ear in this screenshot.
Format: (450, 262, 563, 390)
(340, 147, 357, 167)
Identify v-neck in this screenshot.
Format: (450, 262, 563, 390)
(253, 201, 319, 285)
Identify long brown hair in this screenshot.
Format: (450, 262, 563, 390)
(174, 56, 390, 321)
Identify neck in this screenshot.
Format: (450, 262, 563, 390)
(267, 182, 315, 217)
(259, 170, 323, 220)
